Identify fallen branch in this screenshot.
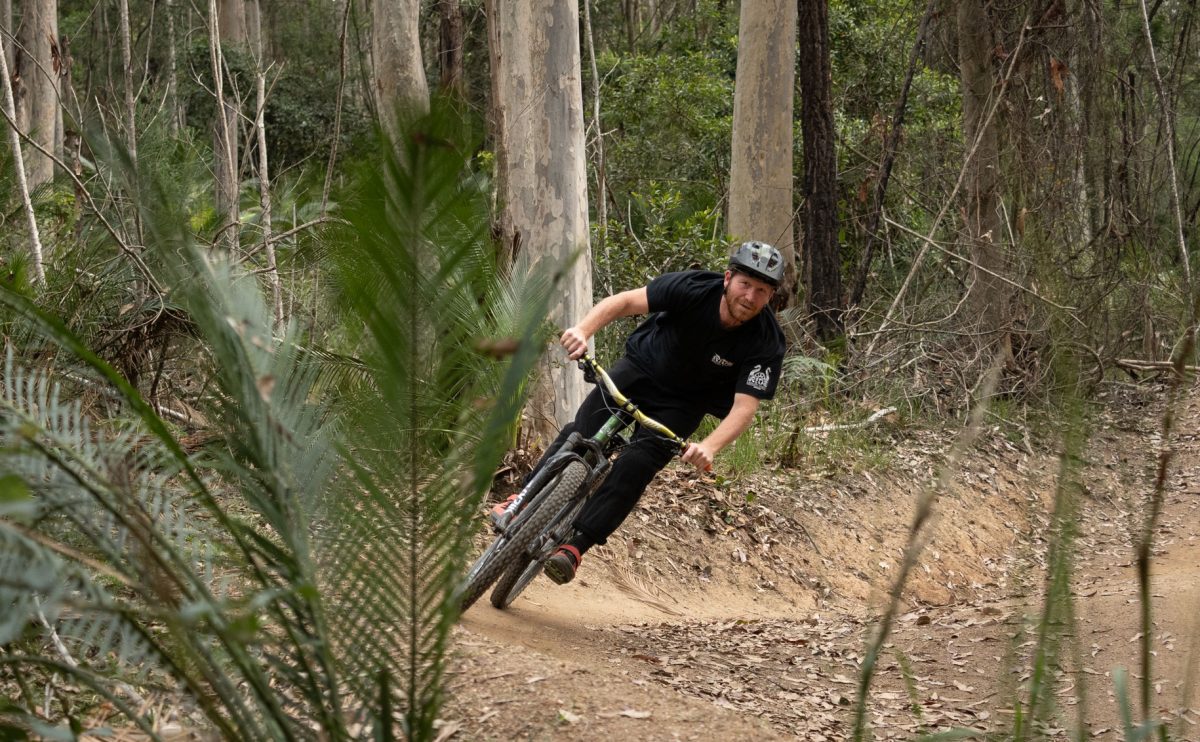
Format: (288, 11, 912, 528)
(1115, 359, 1200, 375)
(804, 407, 897, 434)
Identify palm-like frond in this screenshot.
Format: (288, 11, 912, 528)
(318, 105, 553, 738)
(0, 101, 550, 740)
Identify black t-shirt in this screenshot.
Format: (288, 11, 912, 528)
(623, 270, 786, 418)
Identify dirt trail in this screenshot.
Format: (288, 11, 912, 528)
(442, 384, 1200, 741)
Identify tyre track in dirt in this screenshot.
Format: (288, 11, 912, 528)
(443, 384, 1200, 740)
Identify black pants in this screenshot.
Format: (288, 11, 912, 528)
(531, 357, 706, 547)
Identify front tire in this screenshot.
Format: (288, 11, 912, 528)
(459, 461, 589, 612)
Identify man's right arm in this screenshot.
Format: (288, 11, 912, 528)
(560, 287, 649, 359)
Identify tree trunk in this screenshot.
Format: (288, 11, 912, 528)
(166, 0, 180, 135)
(2, 0, 12, 78)
(212, 0, 247, 250)
(487, 0, 593, 443)
(957, 0, 1007, 335)
(728, 0, 796, 301)
(372, 0, 429, 139)
(218, 0, 247, 46)
(14, 0, 60, 188)
(436, 0, 464, 96)
(118, 0, 136, 159)
(0, 29, 46, 285)
(798, 0, 841, 339)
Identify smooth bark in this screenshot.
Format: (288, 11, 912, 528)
(372, 0, 428, 138)
(14, 0, 61, 187)
(0, 32, 46, 285)
(487, 0, 593, 440)
(728, 0, 796, 300)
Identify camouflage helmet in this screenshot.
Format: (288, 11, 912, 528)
(728, 241, 784, 288)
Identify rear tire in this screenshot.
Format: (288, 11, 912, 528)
(459, 461, 589, 612)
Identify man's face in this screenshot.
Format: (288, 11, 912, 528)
(722, 270, 776, 322)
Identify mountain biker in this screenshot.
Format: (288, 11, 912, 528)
(495, 241, 787, 585)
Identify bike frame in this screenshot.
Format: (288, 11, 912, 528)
(492, 353, 686, 529)
(461, 352, 693, 611)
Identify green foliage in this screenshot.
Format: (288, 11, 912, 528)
(0, 102, 551, 740)
(598, 50, 734, 214)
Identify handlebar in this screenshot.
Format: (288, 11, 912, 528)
(576, 354, 687, 454)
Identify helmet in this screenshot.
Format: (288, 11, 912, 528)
(729, 241, 784, 288)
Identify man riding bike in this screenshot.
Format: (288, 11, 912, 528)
(495, 241, 787, 585)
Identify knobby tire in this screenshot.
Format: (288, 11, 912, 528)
(459, 461, 589, 612)
(490, 492, 590, 609)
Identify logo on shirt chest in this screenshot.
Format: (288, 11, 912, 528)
(747, 364, 771, 391)
(711, 353, 734, 367)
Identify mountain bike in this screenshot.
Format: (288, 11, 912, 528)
(458, 354, 691, 612)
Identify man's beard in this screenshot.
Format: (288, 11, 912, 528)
(723, 286, 759, 324)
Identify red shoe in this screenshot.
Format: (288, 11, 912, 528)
(543, 545, 581, 585)
(490, 493, 519, 529)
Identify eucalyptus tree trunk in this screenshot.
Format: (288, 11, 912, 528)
(798, 0, 841, 336)
(166, 0, 180, 135)
(1, 0, 12, 75)
(728, 0, 796, 299)
(249, 0, 280, 326)
(213, 0, 247, 250)
(436, 0, 464, 96)
(372, 0, 429, 138)
(0, 29, 46, 285)
(957, 0, 1007, 335)
(118, 0, 136, 159)
(487, 0, 592, 441)
(14, 0, 61, 188)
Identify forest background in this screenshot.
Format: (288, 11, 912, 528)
(0, 0, 1197, 739)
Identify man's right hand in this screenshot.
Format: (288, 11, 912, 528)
(560, 326, 590, 360)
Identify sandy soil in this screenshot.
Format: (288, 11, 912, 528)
(441, 382, 1200, 741)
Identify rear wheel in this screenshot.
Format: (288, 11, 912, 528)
(459, 461, 589, 612)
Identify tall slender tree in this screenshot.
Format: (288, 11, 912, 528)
(437, 0, 464, 96)
(957, 0, 1008, 335)
(728, 0, 797, 301)
(13, 0, 61, 187)
(212, 0, 248, 250)
(372, 0, 429, 138)
(487, 0, 593, 441)
(798, 0, 842, 337)
(1, 0, 12, 75)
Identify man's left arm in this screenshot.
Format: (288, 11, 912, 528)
(681, 393, 761, 471)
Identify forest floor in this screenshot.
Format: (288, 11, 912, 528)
(442, 379, 1200, 741)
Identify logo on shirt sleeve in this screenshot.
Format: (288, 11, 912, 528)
(711, 353, 734, 367)
(746, 364, 771, 391)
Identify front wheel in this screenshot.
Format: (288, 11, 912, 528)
(490, 487, 590, 609)
(459, 461, 589, 612)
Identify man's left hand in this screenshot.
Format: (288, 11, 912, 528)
(682, 442, 715, 472)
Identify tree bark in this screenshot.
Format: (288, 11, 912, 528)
(798, 0, 841, 338)
(1, 0, 12, 77)
(436, 0, 464, 96)
(487, 0, 593, 442)
(0, 29, 46, 285)
(212, 0, 247, 250)
(118, 0, 136, 158)
(14, 0, 61, 187)
(166, 0, 180, 135)
(372, 0, 428, 139)
(957, 0, 1007, 335)
(728, 0, 796, 301)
